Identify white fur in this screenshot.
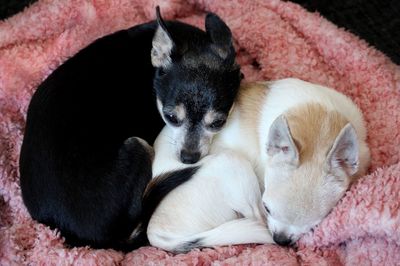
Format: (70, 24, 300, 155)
(149, 127, 273, 252)
(214, 78, 367, 170)
(258, 78, 367, 165)
(212, 78, 370, 244)
(210, 103, 264, 185)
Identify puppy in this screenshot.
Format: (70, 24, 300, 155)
(19, 8, 241, 250)
(212, 78, 371, 246)
(147, 127, 274, 253)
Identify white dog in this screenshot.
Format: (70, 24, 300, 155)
(212, 78, 370, 245)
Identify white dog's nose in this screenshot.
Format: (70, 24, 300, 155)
(272, 232, 293, 247)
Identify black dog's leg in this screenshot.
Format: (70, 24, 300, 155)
(103, 137, 154, 249)
(119, 137, 154, 219)
(59, 137, 154, 250)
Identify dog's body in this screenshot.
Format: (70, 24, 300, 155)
(213, 78, 370, 245)
(19, 9, 241, 250)
(149, 78, 370, 252)
(148, 128, 273, 253)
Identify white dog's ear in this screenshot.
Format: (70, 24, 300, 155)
(266, 115, 299, 166)
(326, 123, 359, 176)
(151, 7, 175, 68)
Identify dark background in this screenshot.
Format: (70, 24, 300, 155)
(1, 0, 399, 65)
(290, 0, 399, 65)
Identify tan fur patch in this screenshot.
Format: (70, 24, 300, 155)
(285, 103, 349, 164)
(174, 104, 186, 121)
(236, 81, 270, 134)
(204, 110, 220, 125)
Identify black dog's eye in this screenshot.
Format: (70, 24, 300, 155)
(165, 113, 180, 126)
(208, 119, 226, 130)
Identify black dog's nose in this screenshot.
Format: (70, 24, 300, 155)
(273, 233, 293, 247)
(180, 150, 200, 164)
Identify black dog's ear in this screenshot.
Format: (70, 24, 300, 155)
(151, 6, 175, 68)
(205, 13, 234, 62)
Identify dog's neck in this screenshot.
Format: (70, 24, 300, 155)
(210, 81, 270, 186)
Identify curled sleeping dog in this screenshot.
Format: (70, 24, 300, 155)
(19, 8, 242, 250)
(148, 78, 370, 252)
(212, 78, 371, 246)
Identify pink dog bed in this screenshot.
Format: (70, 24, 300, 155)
(1, 0, 399, 264)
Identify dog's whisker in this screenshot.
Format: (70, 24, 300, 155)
(159, 138, 177, 146)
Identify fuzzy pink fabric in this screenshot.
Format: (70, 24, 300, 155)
(1, 0, 399, 265)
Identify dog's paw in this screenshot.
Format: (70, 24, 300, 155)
(124, 137, 155, 160)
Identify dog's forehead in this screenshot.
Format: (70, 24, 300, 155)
(175, 32, 226, 68)
(182, 51, 225, 70)
(168, 69, 227, 102)
(180, 97, 214, 123)
(178, 60, 231, 78)
(158, 64, 239, 122)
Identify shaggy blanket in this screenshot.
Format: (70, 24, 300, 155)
(1, 0, 399, 265)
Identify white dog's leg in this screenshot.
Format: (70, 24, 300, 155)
(151, 218, 273, 253)
(149, 150, 274, 253)
(213, 150, 267, 223)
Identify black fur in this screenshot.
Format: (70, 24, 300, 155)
(154, 15, 241, 122)
(154, 13, 242, 162)
(174, 238, 203, 254)
(115, 167, 199, 251)
(19, 10, 240, 250)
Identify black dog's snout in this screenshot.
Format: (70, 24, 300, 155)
(180, 150, 200, 164)
(273, 233, 293, 247)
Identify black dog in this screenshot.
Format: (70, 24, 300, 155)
(19, 8, 242, 251)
